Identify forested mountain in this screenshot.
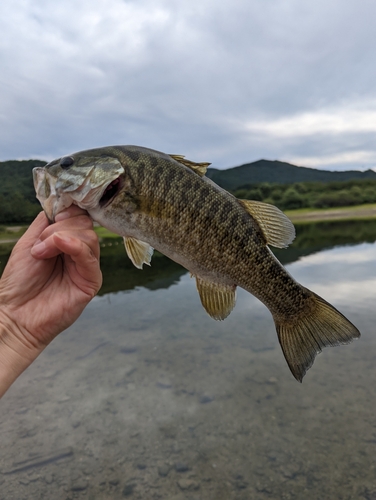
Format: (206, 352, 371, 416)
(1, 157, 376, 223)
(233, 179, 376, 211)
(0, 159, 45, 222)
(206, 159, 376, 190)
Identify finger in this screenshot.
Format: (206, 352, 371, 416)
(36, 215, 94, 244)
(14, 212, 49, 248)
(55, 206, 89, 222)
(31, 228, 100, 260)
(0, 212, 50, 283)
(52, 233, 102, 296)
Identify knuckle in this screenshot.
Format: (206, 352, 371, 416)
(72, 215, 93, 229)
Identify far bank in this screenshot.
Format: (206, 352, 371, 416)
(2, 203, 376, 244)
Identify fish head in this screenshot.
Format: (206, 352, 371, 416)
(33, 148, 125, 222)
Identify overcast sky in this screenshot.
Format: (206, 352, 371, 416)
(1, 0, 376, 170)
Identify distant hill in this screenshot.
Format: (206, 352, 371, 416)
(206, 159, 376, 190)
(1, 157, 376, 223)
(0, 159, 46, 202)
(0, 159, 46, 223)
(2, 157, 376, 196)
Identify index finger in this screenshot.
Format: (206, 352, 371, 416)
(55, 206, 90, 222)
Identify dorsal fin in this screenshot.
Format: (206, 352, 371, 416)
(169, 154, 211, 177)
(238, 199, 295, 248)
(195, 276, 237, 320)
(123, 237, 154, 269)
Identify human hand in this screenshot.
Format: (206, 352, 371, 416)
(0, 207, 102, 396)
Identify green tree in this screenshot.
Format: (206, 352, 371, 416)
(280, 187, 303, 210)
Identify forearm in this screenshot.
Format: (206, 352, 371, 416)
(0, 318, 43, 398)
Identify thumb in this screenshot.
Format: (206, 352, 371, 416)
(18, 212, 50, 249)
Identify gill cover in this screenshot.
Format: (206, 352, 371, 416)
(33, 155, 124, 221)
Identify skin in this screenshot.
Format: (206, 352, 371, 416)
(0, 206, 102, 398)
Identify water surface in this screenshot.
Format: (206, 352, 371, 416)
(1, 220, 376, 499)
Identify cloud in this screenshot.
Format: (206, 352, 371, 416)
(1, 0, 376, 170)
(287, 243, 376, 306)
(244, 103, 376, 138)
(229, 100, 376, 169)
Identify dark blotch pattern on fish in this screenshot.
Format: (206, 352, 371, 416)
(36, 144, 361, 382)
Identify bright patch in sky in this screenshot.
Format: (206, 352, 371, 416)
(244, 103, 376, 138)
(1, 0, 376, 170)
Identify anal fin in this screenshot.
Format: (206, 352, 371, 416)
(195, 277, 237, 320)
(124, 237, 154, 269)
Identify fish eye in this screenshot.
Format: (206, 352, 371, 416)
(60, 156, 74, 169)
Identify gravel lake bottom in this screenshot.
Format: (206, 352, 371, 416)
(1, 220, 376, 499)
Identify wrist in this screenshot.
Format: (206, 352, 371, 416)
(0, 312, 43, 398)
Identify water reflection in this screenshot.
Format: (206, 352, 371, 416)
(274, 218, 376, 265)
(291, 243, 376, 309)
(2, 219, 376, 294)
(98, 218, 376, 295)
(99, 241, 186, 296)
(1, 219, 376, 499)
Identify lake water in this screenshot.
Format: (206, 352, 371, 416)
(0, 220, 376, 499)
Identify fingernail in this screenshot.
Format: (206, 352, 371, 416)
(55, 211, 71, 222)
(31, 241, 47, 255)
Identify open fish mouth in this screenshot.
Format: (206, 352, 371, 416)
(33, 152, 126, 221)
(33, 168, 124, 221)
(99, 177, 122, 207)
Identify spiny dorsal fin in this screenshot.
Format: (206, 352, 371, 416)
(238, 199, 295, 248)
(169, 154, 211, 177)
(123, 237, 154, 269)
(195, 276, 237, 320)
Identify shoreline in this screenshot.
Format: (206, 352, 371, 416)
(285, 203, 376, 223)
(1, 204, 376, 245)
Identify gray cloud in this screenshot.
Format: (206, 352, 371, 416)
(1, 0, 376, 170)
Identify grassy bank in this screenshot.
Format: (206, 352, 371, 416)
(94, 204, 376, 236)
(285, 203, 376, 223)
(2, 203, 376, 244)
(0, 225, 28, 243)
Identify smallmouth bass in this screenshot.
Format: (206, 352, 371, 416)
(33, 145, 360, 381)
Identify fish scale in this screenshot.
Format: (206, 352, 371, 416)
(33, 145, 360, 381)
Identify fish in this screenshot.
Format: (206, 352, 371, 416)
(33, 145, 360, 381)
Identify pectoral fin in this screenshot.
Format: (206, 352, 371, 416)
(123, 237, 154, 269)
(169, 155, 211, 177)
(195, 277, 237, 320)
(239, 199, 295, 248)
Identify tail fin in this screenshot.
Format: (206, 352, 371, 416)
(274, 289, 360, 382)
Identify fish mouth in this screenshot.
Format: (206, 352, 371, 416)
(99, 176, 122, 207)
